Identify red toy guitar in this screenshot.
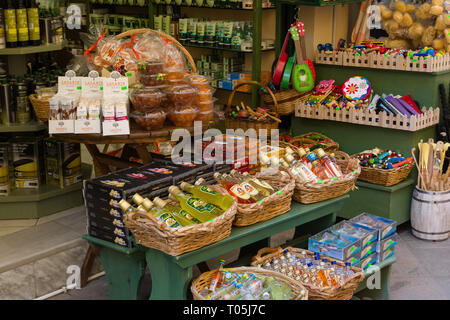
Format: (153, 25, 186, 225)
(272, 30, 290, 88)
(290, 21, 315, 92)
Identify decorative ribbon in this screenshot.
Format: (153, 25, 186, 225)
(84, 28, 108, 61)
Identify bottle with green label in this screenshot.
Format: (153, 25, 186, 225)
(231, 22, 242, 51)
(4, 0, 18, 48)
(196, 21, 205, 45)
(223, 21, 233, 49)
(27, 0, 40, 46)
(180, 181, 234, 211)
(16, 0, 29, 47)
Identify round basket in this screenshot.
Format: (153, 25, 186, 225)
(262, 88, 311, 116)
(251, 247, 365, 300)
(216, 169, 296, 227)
(292, 151, 361, 204)
(29, 94, 50, 123)
(123, 197, 237, 256)
(191, 266, 308, 300)
(290, 132, 340, 153)
(352, 153, 414, 187)
(226, 81, 280, 136)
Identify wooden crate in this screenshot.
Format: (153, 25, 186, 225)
(295, 102, 440, 132)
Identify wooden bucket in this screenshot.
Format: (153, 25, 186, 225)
(410, 187, 450, 241)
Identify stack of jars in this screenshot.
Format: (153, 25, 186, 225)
(129, 62, 216, 131)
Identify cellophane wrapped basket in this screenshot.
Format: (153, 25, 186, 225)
(191, 266, 308, 300)
(352, 153, 414, 186)
(251, 247, 365, 300)
(216, 169, 296, 227)
(281, 132, 340, 154)
(291, 151, 361, 204)
(123, 190, 237, 256)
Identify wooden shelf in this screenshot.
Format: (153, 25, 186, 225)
(0, 121, 46, 133)
(0, 41, 67, 55)
(184, 43, 275, 53)
(0, 181, 83, 203)
(275, 0, 364, 6)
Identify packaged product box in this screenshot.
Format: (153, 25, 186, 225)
(45, 138, 83, 188)
(351, 213, 397, 240)
(329, 220, 378, 249)
(88, 225, 132, 248)
(0, 141, 9, 196)
(11, 136, 45, 189)
(377, 233, 398, 253)
(360, 241, 377, 260)
(358, 252, 377, 270)
(218, 80, 234, 91)
(308, 229, 361, 261)
(377, 246, 395, 263)
(227, 72, 241, 81)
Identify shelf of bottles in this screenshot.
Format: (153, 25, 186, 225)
(89, 0, 275, 10)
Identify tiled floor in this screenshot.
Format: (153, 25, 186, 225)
(47, 222, 450, 300)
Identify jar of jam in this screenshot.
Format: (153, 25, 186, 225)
(196, 87, 215, 103)
(130, 109, 167, 131)
(167, 78, 188, 87)
(167, 70, 187, 81)
(137, 61, 167, 75)
(130, 86, 166, 112)
(195, 110, 214, 125)
(168, 105, 198, 127)
(185, 74, 211, 90)
(137, 73, 168, 86)
(165, 84, 199, 106)
(195, 99, 215, 112)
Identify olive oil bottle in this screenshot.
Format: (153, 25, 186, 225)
(27, 0, 40, 46)
(4, 0, 18, 48)
(16, 0, 29, 47)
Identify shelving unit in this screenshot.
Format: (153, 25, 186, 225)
(0, 121, 46, 133)
(275, 0, 365, 6)
(0, 41, 67, 56)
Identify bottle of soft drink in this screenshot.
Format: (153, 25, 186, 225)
(209, 260, 226, 292)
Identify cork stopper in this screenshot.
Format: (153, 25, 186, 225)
(153, 197, 167, 208)
(168, 185, 182, 195)
(142, 198, 154, 211)
(180, 181, 192, 191)
(297, 148, 306, 158)
(194, 178, 206, 186)
(213, 172, 222, 179)
(230, 169, 237, 176)
(284, 154, 295, 163)
(285, 147, 294, 155)
(260, 154, 270, 164)
(119, 199, 131, 211)
(316, 148, 326, 158)
(132, 193, 145, 205)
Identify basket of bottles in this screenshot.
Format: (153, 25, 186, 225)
(353, 148, 414, 187)
(280, 132, 340, 154)
(287, 149, 360, 204)
(191, 266, 308, 300)
(251, 247, 364, 300)
(213, 168, 296, 227)
(122, 184, 237, 256)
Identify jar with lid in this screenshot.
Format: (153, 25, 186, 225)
(130, 109, 167, 131)
(15, 78, 31, 124)
(168, 105, 198, 127)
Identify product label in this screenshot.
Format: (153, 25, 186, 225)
(4, 9, 17, 43)
(187, 197, 216, 213)
(199, 186, 218, 195)
(240, 182, 258, 196)
(179, 209, 202, 224)
(16, 8, 29, 42)
(110, 208, 121, 217)
(158, 212, 180, 228)
(230, 184, 251, 200)
(27, 8, 40, 41)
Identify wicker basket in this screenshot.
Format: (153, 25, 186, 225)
(226, 82, 279, 136)
(262, 88, 311, 116)
(290, 132, 340, 153)
(251, 247, 365, 300)
(352, 153, 414, 186)
(123, 196, 237, 256)
(216, 169, 296, 227)
(292, 151, 361, 204)
(191, 266, 308, 300)
(29, 94, 51, 123)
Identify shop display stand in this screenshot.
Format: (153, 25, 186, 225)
(293, 64, 445, 223)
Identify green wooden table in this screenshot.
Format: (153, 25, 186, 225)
(84, 195, 349, 300)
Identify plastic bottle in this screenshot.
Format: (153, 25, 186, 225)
(241, 171, 275, 196)
(308, 152, 334, 180)
(316, 148, 343, 177)
(16, 0, 29, 47)
(27, 0, 40, 46)
(4, 0, 18, 48)
(180, 181, 234, 211)
(209, 260, 226, 292)
(284, 153, 319, 183)
(296, 147, 312, 169)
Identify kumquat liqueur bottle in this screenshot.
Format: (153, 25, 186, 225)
(180, 181, 234, 211)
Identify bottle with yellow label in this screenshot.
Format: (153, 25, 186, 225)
(16, 0, 29, 47)
(4, 0, 18, 48)
(168, 186, 223, 222)
(27, 0, 40, 46)
(155, 196, 203, 225)
(229, 170, 266, 201)
(140, 198, 188, 228)
(240, 171, 275, 197)
(179, 181, 234, 211)
(119, 199, 136, 213)
(214, 172, 255, 204)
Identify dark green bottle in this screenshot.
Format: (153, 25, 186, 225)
(4, 0, 18, 48)
(27, 0, 40, 46)
(16, 0, 29, 47)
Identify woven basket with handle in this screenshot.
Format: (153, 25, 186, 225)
(226, 82, 279, 136)
(123, 187, 237, 256)
(291, 151, 361, 204)
(352, 153, 414, 186)
(191, 266, 308, 300)
(284, 132, 340, 153)
(29, 94, 51, 123)
(216, 169, 295, 227)
(263, 88, 311, 116)
(251, 246, 365, 300)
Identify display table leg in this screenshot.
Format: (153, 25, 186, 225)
(145, 248, 193, 300)
(96, 245, 146, 300)
(355, 264, 392, 300)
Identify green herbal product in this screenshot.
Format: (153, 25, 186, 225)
(205, 21, 216, 47)
(196, 21, 205, 44)
(179, 18, 188, 44)
(162, 15, 171, 35)
(231, 22, 243, 50)
(223, 21, 234, 49)
(154, 15, 163, 31)
(206, 0, 215, 7)
(4, 0, 18, 48)
(216, 21, 224, 48)
(188, 19, 197, 44)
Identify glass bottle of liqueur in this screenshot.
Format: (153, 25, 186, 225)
(4, 0, 18, 48)
(316, 148, 342, 178)
(158, 195, 204, 225)
(131, 193, 153, 212)
(16, 0, 29, 47)
(228, 170, 266, 201)
(168, 186, 223, 221)
(0, 3, 6, 49)
(214, 172, 255, 204)
(284, 153, 318, 183)
(144, 197, 194, 227)
(240, 171, 275, 197)
(179, 181, 234, 211)
(307, 152, 334, 180)
(118, 199, 136, 213)
(27, 0, 40, 46)
(297, 147, 312, 169)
